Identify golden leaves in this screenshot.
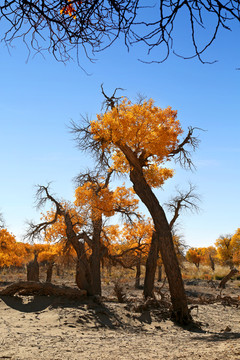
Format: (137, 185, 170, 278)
(91, 98, 183, 187)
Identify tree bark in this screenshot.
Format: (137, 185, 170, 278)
(135, 256, 141, 289)
(129, 167, 190, 323)
(46, 262, 54, 283)
(90, 217, 102, 296)
(64, 212, 93, 295)
(27, 255, 39, 282)
(219, 268, 239, 289)
(143, 232, 158, 297)
(75, 242, 93, 296)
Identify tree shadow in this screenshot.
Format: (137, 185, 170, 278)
(0, 295, 56, 313)
(192, 332, 240, 342)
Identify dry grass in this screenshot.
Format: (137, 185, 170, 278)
(181, 262, 240, 281)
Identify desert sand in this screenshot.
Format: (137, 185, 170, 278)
(0, 279, 239, 360)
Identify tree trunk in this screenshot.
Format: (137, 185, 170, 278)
(219, 268, 238, 289)
(90, 217, 102, 296)
(209, 255, 215, 271)
(46, 262, 54, 283)
(27, 255, 39, 282)
(75, 242, 93, 296)
(130, 167, 190, 323)
(135, 256, 141, 289)
(64, 212, 93, 295)
(143, 232, 158, 297)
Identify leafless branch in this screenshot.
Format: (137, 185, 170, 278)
(101, 84, 125, 111)
(166, 183, 201, 230)
(1, 1, 239, 64)
(70, 116, 111, 170)
(169, 127, 203, 169)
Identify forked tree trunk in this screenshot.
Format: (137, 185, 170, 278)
(130, 168, 190, 323)
(143, 232, 158, 297)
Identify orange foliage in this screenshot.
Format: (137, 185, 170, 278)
(0, 229, 31, 268)
(90, 98, 183, 188)
(186, 247, 203, 268)
(60, 0, 77, 18)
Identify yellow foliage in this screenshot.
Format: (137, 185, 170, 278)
(90, 98, 183, 187)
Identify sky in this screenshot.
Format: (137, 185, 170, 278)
(0, 9, 240, 248)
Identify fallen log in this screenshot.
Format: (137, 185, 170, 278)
(0, 281, 87, 299)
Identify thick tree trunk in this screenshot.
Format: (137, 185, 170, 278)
(130, 168, 190, 323)
(64, 212, 93, 295)
(46, 262, 54, 283)
(144, 232, 158, 297)
(75, 242, 93, 296)
(135, 256, 141, 289)
(90, 217, 102, 296)
(27, 255, 39, 282)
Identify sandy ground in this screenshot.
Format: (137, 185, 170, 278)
(0, 279, 240, 360)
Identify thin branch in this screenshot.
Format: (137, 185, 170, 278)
(169, 127, 203, 169)
(166, 183, 201, 230)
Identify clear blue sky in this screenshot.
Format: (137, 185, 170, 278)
(0, 17, 239, 248)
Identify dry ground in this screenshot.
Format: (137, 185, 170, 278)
(0, 266, 239, 360)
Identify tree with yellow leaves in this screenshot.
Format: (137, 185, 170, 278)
(72, 92, 200, 323)
(121, 218, 153, 288)
(0, 229, 32, 269)
(26, 172, 140, 295)
(215, 230, 240, 268)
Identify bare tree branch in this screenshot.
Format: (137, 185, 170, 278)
(101, 83, 125, 111)
(1, 1, 239, 64)
(166, 183, 201, 230)
(169, 127, 203, 169)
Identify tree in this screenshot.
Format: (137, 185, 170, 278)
(186, 247, 203, 269)
(0, 229, 31, 269)
(27, 173, 140, 295)
(200, 246, 218, 271)
(1, 1, 239, 63)
(26, 185, 94, 295)
(121, 217, 153, 288)
(215, 234, 235, 268)
(72, 95, 200, 323)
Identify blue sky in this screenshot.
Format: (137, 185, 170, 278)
(0, 16, 239, 248)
